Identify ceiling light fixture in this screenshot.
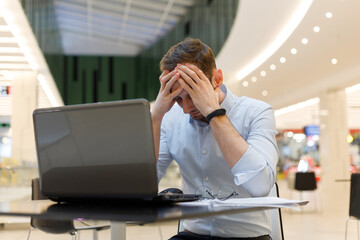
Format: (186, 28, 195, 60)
(260, 70, 267, 77)
(301, 38, 308, 44)
(275, 97, 320, 116)
(291, 48, 297, 54)
(346, 83, 360, 93)
(234, 1, 313, 81)
(280, 57, 286, 63)
(325, 12, 333, 19)
(270, 64, 276, 70)
(331, 58, 338, 64)
(0, 37, 17, 43)
(251, 76, 257, 83)
(242, 81, 249, 87)
(262, 90, 268, 97)
(313, 26, 320, 32)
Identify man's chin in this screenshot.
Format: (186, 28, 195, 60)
(191, 114, 206, 122)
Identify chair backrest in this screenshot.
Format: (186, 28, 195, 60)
(294, 172, 317, 191)
(30, 178, 76, 234)
(31, 178, 48, 200)
(177, 183, 284, 240)
(269, 182, 285, 240)
(350, 173, 360, 218)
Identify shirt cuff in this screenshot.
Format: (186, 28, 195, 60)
(231, 145, 267, 186)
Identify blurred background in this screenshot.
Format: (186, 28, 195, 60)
(0, 0, 360, 239)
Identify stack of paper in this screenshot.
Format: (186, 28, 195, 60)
(177, 197, 308, 209)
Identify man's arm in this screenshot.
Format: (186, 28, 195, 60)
(176, 64, 277, 196)
(176, 63, 248, 168)
(151, 70, 182, 161)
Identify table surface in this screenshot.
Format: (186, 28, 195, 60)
(0, 199, 274, 224)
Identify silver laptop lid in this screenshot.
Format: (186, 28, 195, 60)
(33, 99, 158, 201)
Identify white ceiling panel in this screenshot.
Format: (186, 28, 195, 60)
(54, 0, 195, 55)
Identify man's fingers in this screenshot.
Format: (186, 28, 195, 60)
(176, 68, 197, 90)
(159, 70, 170, 80)
(185, 63, 208, 81)
(178, 78, 193, 95)
(159, 70, 177, 91)
(163, 72, 180, 93)
(176, 65, 201, 84)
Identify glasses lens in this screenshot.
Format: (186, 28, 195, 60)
(218, 185, 237, 200)
(195, 186, 214, 199)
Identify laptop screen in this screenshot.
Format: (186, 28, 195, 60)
(33, 99, 158, 200)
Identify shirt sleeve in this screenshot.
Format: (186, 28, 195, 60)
(156, 124, 173, 182)
(231, 106, 278, 197)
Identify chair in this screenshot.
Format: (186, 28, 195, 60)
(294, 172, 317, 211)
(27, 178, 110, 240)
(345, 173, 360, 240)
(177, 183, 284, 240)
(269, 182, 285, 240)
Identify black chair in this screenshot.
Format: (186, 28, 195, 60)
(27, 178, 110, 240)
(177, 183, 284, 240)
(294, 172, 317, 211)
(345, 173, 360, 240)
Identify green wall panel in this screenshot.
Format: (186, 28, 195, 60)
(23, 0, 239, 105)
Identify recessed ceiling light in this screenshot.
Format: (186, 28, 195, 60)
(242, 81, 249, 87)
(291, 48, 297, 54)
(331, 58, 338, 64)
(301, 38, 308, 44)
(313, 26, 320, 32)
(270, 64, 276, 70)
(262, 90, 268, 96)
(251, 76, 257, 83)
(280, 57, 286, 63)
(326, 12, 333, 19)
(260, 71, 267, 77)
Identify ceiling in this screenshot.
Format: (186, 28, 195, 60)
(217, 0, 360, 130)
(1, 0, 360, 131)
(54, 0, 195, 55)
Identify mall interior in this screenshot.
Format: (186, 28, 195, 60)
(1, 0, 360, 239)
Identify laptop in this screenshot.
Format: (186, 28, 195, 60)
(32, 99, 200, 203)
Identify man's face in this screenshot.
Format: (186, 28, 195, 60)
(170, 80, 206, 121)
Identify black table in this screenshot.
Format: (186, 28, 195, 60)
(0, 199, 277, 240)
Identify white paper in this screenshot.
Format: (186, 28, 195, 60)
(176, 197, 308, 209)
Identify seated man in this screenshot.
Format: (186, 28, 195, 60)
(151, 38, 278, 240)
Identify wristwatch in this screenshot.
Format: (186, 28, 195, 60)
(206, 108, 226, 122)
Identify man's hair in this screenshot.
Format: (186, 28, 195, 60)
(160, 38, 216, 80)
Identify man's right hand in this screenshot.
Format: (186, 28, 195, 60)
(151, 70, 182, 162)
(151, 70, 182, 122)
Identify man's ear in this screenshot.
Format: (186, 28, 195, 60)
(211, 69, 223, 88)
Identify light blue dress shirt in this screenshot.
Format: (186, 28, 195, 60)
(157, 84, 279, 238)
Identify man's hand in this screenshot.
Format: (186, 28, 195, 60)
(176, 63, 221, 116)
(151, 70, 182, 121)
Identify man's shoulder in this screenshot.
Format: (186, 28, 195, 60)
(237, 96, 273, 111)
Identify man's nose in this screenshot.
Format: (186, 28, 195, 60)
(182, 99, 194, 114)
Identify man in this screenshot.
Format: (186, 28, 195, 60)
(151, 38, 278, 240)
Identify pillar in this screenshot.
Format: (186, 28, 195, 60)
(319, 88, 350, 212)
(11, 72, 38, 164)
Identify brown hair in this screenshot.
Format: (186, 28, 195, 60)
(160, 38, 216, 80)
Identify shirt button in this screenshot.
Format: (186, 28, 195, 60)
(203, 149, 207, 155)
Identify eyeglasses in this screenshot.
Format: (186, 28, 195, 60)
(195, 185, 238, 201)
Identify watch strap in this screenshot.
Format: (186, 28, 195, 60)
(206, 108, 226, 122)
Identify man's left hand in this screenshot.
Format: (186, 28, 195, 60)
(176, 63, 221, 116)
